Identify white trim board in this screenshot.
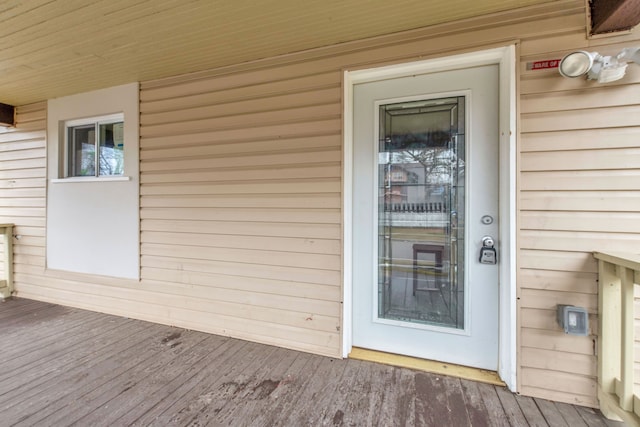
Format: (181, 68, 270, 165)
(342, 45, 518, 391)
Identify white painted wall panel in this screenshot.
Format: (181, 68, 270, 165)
(46, 84, 140, 279)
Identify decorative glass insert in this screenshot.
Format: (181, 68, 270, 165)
(377, 96, 466, 329)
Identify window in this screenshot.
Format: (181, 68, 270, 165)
(66, 114, 124, 177)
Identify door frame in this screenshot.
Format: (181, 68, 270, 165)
(342, 45, 517, 391)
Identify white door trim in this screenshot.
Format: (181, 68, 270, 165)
(342, 45, 518, 391)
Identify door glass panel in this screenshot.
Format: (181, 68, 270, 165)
(378, 96, 465, 329)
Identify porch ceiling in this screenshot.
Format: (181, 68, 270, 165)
(0, 0, 556, 106)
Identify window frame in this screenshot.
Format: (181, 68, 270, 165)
(64, 113, 125, 178)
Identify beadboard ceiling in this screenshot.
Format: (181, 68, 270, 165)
(0, 0, 556, 106)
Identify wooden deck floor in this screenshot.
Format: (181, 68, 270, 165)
(0, 298, 624, 427)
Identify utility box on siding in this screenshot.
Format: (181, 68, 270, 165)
(557, 305, 589, 336)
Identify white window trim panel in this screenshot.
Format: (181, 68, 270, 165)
(65, 113, 123, 128)
(51, 176, 132, 184)
(46, 83, 140, 280)
(342, 46, 517, 391)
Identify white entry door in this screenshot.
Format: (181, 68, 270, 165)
(352, 64, 500, 370)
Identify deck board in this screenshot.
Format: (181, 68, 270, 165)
(7, 323, 164, 426)
(118, 338, 246, 426)
(332, 359, 377, 425)
(0, 298, 626, 426)
(576, 405, 618, 426)
(0, 313, 129, 368)
(460, 378, 496, 426)
(536, 398, 570, 426)
(556, 402, 590, 426)
(81, 334, 224, 426)
(443, 376, 473, 426)
(514, 394, 548, 426)
(131, 340, 261, 426)
(46, 330, 213, 426)
(415, 372, 465, 425)
(0, 307, 106, 352)
(495, 384, 529, 426)
(204, 346, 301, 426)
(246, 352, 321, 426)
(0, 298, 50, 319)
(279, 352, 347, 425)
(0, 319, 144, 400)
(295, 356, 354, 425)
(478, 381, 513, 426)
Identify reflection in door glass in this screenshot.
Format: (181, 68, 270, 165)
(378, 96, 465, 329)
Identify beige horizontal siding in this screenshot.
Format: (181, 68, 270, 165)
(521, 169, 640, 191)
(140, 194, 341, 209)
(519, 250, 598, 273)
(141, 219, 340, 239)
(12, 96, 344, 357)
(140, 134, 340, 160)
(141, 256, 341, 287)
(519, 15, 640, 408)
(137, 55, 344, 356)
(520, 190, 640, 211)
(7, 0, 638, 407)
(0, 104, 47, 289)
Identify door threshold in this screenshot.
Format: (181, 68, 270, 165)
(349, 347, 505, 386)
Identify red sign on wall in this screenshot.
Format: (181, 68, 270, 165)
(527, 59, 560, 70)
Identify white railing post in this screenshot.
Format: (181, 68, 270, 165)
(598, 260, 620, 395)
(594, 252, 640, 426)
(619, 265, 635, 411)
(0, 224, 13, 299)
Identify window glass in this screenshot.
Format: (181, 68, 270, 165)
(66, 117, 124, 178)
(99, 122, 124, 176)
(68, 124, 96, 177)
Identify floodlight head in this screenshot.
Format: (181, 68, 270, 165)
(559, 46, 640, 83)
(559, 51, 597, 78)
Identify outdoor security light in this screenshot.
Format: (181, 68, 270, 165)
(559, 46, 640, 83)
(558, 51, 596, 78)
